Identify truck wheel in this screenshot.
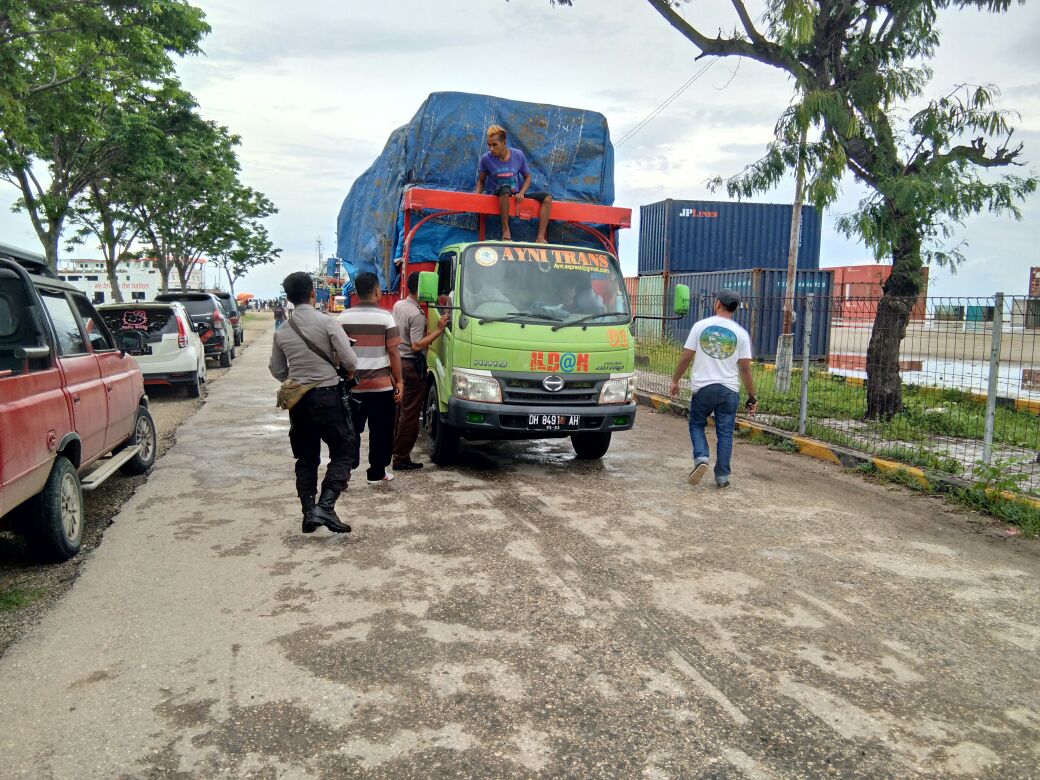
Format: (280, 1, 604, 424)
(25, 456, 83, 562)
(424, 383, 459, 465)
(119, 407, 157, 475)
(186, 371, 201, 398)
(571, 432, 612, 459)
(219, 348, 232, 368)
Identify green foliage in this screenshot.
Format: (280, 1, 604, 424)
(951, 459, 1040, 536)
(0, 1, 210, 268)
(0, 586, 43, 612)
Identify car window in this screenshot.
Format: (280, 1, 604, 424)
(99, 307, 177, 344)
(157, 296, 214, 317)
(71, 295, 114, 351)
(39, 290, 87, 356)
(0, 274, 49, 375)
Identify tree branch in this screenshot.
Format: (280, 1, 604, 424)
(644, 0, 809, 82)
(729, 0, 765, 44)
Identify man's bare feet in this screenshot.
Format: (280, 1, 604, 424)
(502, 232, 512, 241)
(534, 236, 548, 244)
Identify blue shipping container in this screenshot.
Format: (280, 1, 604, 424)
(657, 268, 833, 361)
(638, 199, 822, 276)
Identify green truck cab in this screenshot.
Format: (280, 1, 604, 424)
(415, 240, 688, 463)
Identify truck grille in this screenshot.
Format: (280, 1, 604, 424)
(500, 376, 601, 406)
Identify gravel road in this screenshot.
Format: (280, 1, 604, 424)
(0, 312, 271, 656)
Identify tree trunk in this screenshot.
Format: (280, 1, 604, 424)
(176, 263, 189, 291)
(864, 222, 923, 419)
(105, 259, 124, 303)
(43, 231, 59, 272)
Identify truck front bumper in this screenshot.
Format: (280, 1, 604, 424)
(445, 398, 636, 440)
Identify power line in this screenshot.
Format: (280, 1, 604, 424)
(615, 59, 718, 149)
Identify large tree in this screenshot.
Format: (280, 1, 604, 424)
(0, 0, 208, 270)
(560, 0, 1037, 417)
(210, 189, 280, 299)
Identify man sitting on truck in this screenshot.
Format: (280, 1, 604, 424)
(476, 124, 553, 244)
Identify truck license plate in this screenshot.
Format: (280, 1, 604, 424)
(528, 414, 580, 431)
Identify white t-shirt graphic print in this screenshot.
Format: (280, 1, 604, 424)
(683, 315, 753, 393)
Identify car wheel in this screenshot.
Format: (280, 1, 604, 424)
(187, 371, 201, 398)
(230, 344, 237, 360)
(219, 348, 232, 368)
(424, 382, 459, 465)
(24, 456, 83, 562)
(571, 432, 612, 459)
(119, 406, 157, 475)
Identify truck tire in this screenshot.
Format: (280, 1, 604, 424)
(119, 406, 157, 475)
(219, 347, 232, 368)
(424, 383, 459, 465)
(186, 371, 201, 398)
(571, 432, 612, 459)
(25, 456, 83, 562)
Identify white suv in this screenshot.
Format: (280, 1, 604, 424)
(98, 302, 207, 397)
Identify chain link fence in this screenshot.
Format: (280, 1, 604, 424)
(633, 291, 1040, 496)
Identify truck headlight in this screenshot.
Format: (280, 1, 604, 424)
(599, 375, 636, 404)
(452, 370, 502, 403)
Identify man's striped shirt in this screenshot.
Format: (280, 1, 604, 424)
(338, 304, 401, 393)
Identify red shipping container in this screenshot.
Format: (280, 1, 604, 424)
(824, 264, 928, 321)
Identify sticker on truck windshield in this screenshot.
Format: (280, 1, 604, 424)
(474, 247, 499, 267)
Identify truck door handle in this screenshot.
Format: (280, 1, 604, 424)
(106, 384, 113, 394)
(72, 394, 81, 405)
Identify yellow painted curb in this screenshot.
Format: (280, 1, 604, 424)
(792, 436, 843, 465)
(872, 458, 931, 489)
(649, 394, 671, 412)
(1015, 398, 1040, 415)
(998, 490, 1040, 510)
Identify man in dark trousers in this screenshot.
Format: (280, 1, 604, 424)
(669, 288, 757, 489)
(269, 272, 357, 533)
(338, 272, 403, 483)
(476, 124, 553, 243)
(392, 272, 449, 470)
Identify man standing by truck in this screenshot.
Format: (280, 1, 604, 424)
(668, 289, 757, 489)
(476, 124, 553, 244)
(391, 272, 450, 470)
(339, 272, 403, 484)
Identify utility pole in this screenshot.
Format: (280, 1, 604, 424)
(315, 237, 324, 275)
(775, 122, 808, 393)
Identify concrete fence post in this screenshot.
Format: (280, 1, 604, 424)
(799, 294, 813, 435)
(983, 292, 1004, 466)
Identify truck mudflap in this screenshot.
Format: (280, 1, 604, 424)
(445, 398, 636, 440)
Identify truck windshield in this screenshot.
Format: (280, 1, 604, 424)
(460, 244, 630, 325)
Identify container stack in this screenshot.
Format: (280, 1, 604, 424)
(634, 198, 830, 360)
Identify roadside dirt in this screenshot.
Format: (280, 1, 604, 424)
(0, 312, 271, 657)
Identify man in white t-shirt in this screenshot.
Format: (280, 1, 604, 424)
(669, 289, 757, 489)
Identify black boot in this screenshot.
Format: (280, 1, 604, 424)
(301, 494, 320, 533)
(311, 488, 351, 533)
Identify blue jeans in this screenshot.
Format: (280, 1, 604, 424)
(688, 384, 739, 484)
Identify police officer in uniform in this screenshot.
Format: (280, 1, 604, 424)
(270, 272, 357, 533)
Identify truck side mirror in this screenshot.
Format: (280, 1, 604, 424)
(673, 284, 691, 317)
(417, 271, 439, 304)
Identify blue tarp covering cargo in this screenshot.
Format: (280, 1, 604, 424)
(335, 91, 616, 292)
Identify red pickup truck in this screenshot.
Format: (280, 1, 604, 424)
(0, 254, 156, 561)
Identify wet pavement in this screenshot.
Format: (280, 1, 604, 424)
(0, 324, 1038, 778)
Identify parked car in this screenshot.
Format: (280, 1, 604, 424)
(209, 290, 244, 346)
(98, 301, 207, 398)
(0, 255, 157, 561)
(154, 291, 235, 368)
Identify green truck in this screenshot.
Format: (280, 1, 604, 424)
(413, 238, 689, 463)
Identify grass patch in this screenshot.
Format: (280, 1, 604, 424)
(950, 488, 1040, 537)
(638, 336, 1040, 480)
(0, 586, 44, 612)
(737, 426, 799, 453)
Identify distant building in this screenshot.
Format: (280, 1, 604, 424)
(56, 258, 207, 304)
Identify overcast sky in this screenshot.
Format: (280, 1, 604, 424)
(2, 0, 1037, 297)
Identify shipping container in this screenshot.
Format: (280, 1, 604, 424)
(966, 305, 995, 323)
(638, 269, 833, 361)
(826, 264, 929, 321)
(935, 305, 965, 322)
(637, 199, 822, 276)
(1030, 267, 1040, 299)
